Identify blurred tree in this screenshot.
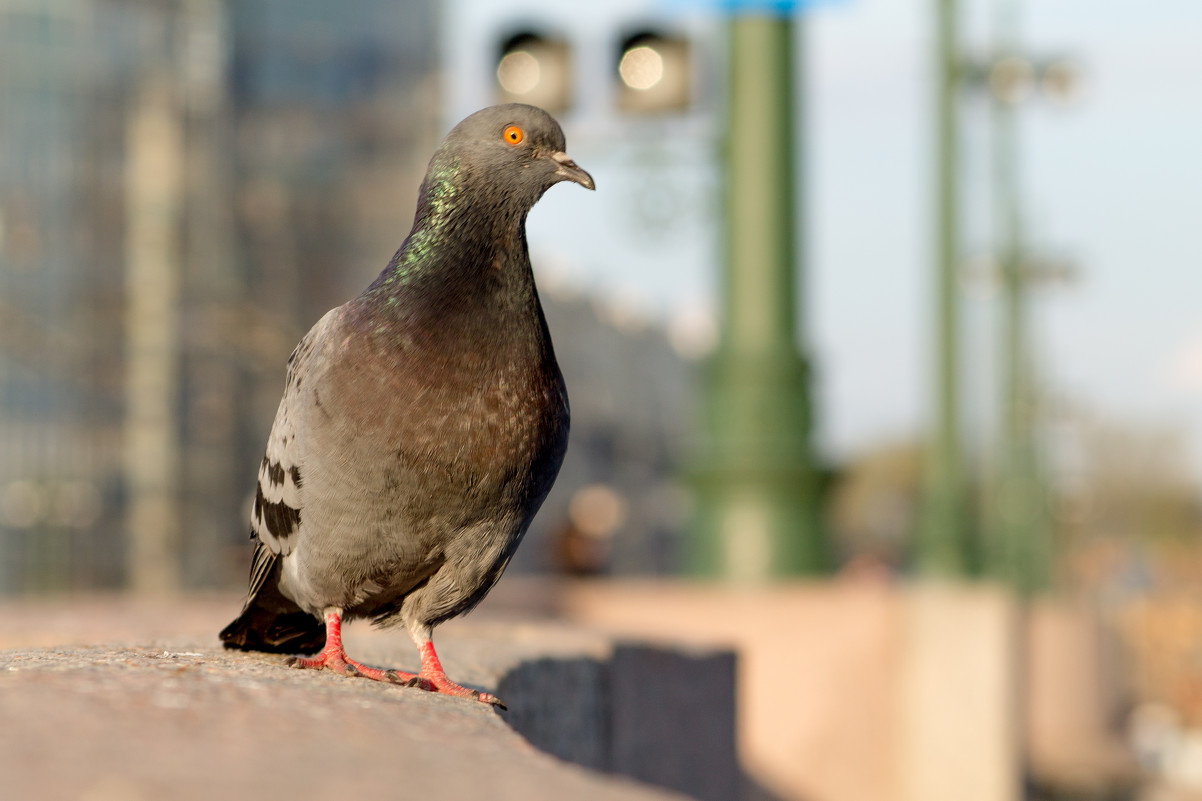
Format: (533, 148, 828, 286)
(1057, 416, 1202, 593)
(1072, 422, 1202, 733)
(823, 418, 1202, 588)
(1064, 421, 1201, 540)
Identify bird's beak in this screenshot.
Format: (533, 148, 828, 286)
(549, 151, 595, 191)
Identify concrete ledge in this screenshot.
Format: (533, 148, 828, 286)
(0, 599, 737, 801)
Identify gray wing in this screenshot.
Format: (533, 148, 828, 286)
(249, 308, 340, 570)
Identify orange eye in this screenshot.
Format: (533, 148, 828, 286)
(503, 125, 524, 145)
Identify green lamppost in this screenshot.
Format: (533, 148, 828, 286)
(986, 1, 1044, 593)
(691, 3, 826, 579)
(980, 0, 1078, 594)
(916, 0, 973, 577)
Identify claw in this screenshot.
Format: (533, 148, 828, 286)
(403, 675, 435, 692)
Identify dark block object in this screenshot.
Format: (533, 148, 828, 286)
(610, 644, 739, 801)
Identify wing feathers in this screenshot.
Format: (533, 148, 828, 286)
(249, 327, 319, 553)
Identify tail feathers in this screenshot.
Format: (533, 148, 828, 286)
(220, 552, 325, 655)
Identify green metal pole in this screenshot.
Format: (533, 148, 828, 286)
(917, 0, 971, 576)
(691, 13, 825, 579)
(987, 0, 1051, 594)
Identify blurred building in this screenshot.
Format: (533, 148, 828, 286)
(0, 0, 696, 595)
(0, 0, 150, 593)
(528, 289, 697, 576)
(0, 0, 441, 593)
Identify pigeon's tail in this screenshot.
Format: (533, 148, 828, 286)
(219, 548, 325, 655)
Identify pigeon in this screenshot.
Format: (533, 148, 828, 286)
(220, 104, 593, 707)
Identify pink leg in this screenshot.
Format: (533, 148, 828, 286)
(286, 609, 419, 686)
(412, 638, 505, 709)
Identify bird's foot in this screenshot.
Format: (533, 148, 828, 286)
(416, 673, 506, 709)
(285, 650, 417, 685)
(286, 651, 501, 705)
(287, 612, 503, 706)
(406, 640, 505, 708)
(285, 609, 421, 685)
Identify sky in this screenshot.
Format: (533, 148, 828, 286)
(807, 0, 1202, 478)
(457, 0, 1202, 483)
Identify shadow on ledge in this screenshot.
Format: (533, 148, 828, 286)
(496, 643, 791, 801)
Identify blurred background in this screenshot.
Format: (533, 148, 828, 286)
(1, 0, 1200, 799)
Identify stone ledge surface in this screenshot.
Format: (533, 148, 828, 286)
(0, 597, 736, 801)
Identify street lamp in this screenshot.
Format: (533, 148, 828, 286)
(495, 31, 572, 112)
(615, 31, 692, 114)
(964, 27, 1081, 594)
(690, 8, 825, 579)
(1038, 59, 1082, 105)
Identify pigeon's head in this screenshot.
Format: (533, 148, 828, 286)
(436, 104, 595, 208)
